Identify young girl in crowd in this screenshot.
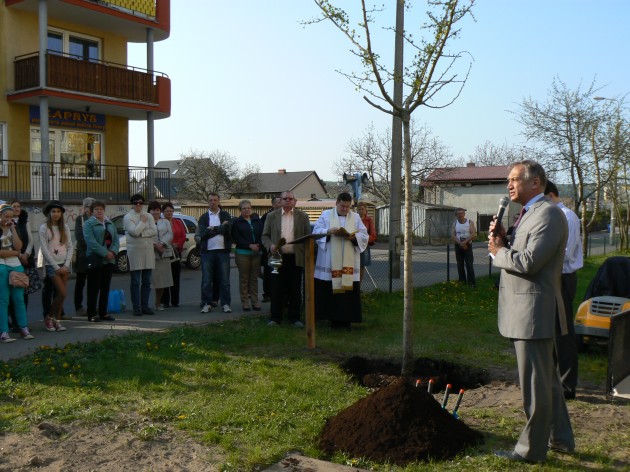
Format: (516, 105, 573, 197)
(39, 200, 73, 332)
(8, 199, 34, 332)
(0, 204, 34, 342)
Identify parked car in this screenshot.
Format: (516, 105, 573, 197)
(111, 213, 201, 273)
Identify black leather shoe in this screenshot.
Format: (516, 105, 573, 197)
(564, 391, 576, 400)
(142, 308, 155, 315)
(494, 450, 539, 463)
(549, 443, 575, 454)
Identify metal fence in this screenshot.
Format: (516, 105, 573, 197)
(0, 160, 170, 204)
(361, 231, 622, 293)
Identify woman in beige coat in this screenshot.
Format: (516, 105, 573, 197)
(123, 194, 157, 316)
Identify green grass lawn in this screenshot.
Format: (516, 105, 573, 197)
(0, 253, 626, 471)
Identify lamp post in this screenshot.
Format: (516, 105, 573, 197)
(593, 96, 620, 245)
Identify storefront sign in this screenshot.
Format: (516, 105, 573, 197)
(30, 106, 106, 131)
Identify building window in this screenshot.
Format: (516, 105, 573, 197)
(30, 128, 103, 178)
(60, 130, 102, 178)
(0, 122, 7, 176)
(48, 29, 100, 61)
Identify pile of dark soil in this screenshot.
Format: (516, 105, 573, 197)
(319, 378, 484, 465)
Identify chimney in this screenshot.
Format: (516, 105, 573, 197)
(466, 162, 475, 167)
(278, 169, 286, 174)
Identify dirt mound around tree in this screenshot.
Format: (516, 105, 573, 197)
(341, 355, 491, 391)
(319, 377, 484, 465)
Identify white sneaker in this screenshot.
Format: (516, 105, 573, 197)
(54, 320, 67, 332)
(157, 305, 165, 312)
(1, 332, 16, 343)
(293, 321, 305, 328)
(223, 304, 232, 313)
(200, 304, 211, 313)
(20, 327, 35, 340)
(267, 320, 278, 327)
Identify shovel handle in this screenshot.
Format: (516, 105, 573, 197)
(441, 383, 452, 408)
(452, 389, 465, 415)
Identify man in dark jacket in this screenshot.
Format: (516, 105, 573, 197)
(195, 193, 233, 313)
(260, 196, 282, 302)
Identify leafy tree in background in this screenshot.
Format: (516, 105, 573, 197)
(310, 0, 475, 375)
(515, 77, 626, 255)
(591, 97, 630, 251)
(468, 140, 543, 167)
(333, 120, 453, 203)
(175, 150, 260, 202)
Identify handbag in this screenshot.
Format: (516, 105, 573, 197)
(9, 270, 30, 289)
(87, 226, 107, 270)
(24, 266, 42, 294)
(87, 253, 103, 270)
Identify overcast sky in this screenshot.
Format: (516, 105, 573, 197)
(128, 0, 630, 181)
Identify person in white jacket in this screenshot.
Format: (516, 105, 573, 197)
(123, 194, 157, 316)
(313, 192, 368, 330)
(39, 200, 72, 332)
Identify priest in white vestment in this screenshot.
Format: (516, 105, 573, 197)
(313, 192, 368, 329)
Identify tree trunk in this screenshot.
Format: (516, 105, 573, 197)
(581, 203, 589, 259)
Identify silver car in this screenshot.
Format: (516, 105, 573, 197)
(111, 213, 201, 273)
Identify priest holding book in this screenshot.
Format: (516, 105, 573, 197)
(313, 192, 369, 329)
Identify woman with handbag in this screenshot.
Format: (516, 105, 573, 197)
(8, 199, 38, 333)
(38, 200, 72, 332)
(160, 202, 185, 308)
(0, 204, 34, 343)
(83, 200, 119, 322)
(148, 201, 173, 312)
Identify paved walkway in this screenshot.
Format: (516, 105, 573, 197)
(0, 303, 264, 362)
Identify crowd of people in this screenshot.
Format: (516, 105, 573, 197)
(0, 190, 378, 343)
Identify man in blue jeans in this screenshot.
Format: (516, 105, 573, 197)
(195, 193, 232, 313)
(451, 207, 477, 287)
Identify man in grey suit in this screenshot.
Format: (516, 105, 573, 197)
(488, 160, 575, 463)
(262, 190, 312, 326)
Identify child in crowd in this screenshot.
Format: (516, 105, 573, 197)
(0, 204, 34, 342)
(39, 200, 73, 332)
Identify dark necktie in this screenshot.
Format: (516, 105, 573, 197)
(511, 207, 527, 243)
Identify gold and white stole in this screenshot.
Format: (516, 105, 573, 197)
(330, 210, 357, 293)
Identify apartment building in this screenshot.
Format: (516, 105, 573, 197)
(0, 0, 171, 203)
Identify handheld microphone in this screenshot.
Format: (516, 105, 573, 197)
(492, 196, 510, 236)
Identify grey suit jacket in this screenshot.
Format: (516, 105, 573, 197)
(261, 208, 312, 268)
(493, 196, 568, 340)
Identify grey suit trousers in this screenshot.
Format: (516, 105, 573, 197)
(513, 338, 575, 461)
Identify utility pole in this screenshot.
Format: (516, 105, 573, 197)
(389, 0, 404, 279)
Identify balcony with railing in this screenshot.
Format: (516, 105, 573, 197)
(8, 51, 171, 119)
(5, 0, 170, 42)
(0, 160, 171, 204)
